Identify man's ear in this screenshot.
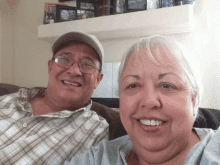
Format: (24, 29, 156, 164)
(48, 59, 53, 74)
(94, 72, 103, 89)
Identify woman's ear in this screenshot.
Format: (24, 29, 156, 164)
(192, 93, 196, 116)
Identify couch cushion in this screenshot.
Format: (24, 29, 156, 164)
(193, 108, 220, 130)
(0, 83, 19, 96)
(91, 101, 127, 140)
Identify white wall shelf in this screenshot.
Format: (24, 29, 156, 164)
(38, 4, 195, 42)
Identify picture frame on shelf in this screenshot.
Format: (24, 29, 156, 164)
(161, 0, 175, 7)
(76, 0, 98, 16)
(59, 0, 74, 2)
(114, 0, 126, 14)
(97, 0, 111, 16)
(77, 10, 95, 19)
(126, 0, 146, 12)
(175, 0, 193, 6)
(56, 5, 77, 22)
(43, 3, 66, 24)
(147, 0, 160, 10)
(80, 2, 95, 9)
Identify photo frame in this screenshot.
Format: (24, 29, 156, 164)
(59, 0, 74, 2)
(97, 0, 111, 16)
(175, 0, 193, 6)
(147, 0, 160, 10)
(43, 3, 66, 24)
(77, 10, 95, 19)
(114, 0, 126, 14)
(56, 5, 77, 22)
(76, 0, 98, 17)
(161, 0, 175, 8)
(126, 0, 147, 12)
(80, 2, 95, 10)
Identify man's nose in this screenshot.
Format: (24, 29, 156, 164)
(66, 62, 83, 76)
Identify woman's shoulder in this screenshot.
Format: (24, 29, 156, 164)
(64, 135, 132, 165)
(184, 127, 220, 164)
(193, 127, 217, 140)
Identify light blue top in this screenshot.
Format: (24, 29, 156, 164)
(64, 127, 220, 165)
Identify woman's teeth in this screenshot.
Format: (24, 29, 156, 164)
(140, 119, 164, 126)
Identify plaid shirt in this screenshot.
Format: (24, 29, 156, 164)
(0, 88, 109, 165)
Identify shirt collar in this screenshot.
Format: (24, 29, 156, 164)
(119, 135, 133, 163)
(17, 87, 93, 118)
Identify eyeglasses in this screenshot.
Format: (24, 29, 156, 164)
(54, 55, 99, 74)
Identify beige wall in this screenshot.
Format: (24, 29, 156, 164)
(13, 0, 75, 87)
(0, 13, 1, 82)
(0, 1, 16, 84)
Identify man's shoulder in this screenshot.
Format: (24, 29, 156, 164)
(18, 87, 46, 100)
(0, 92, 18, 108)
(91, 101, 127, 140)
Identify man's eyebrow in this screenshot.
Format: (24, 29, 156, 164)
(57, 52, 72, 56)
(83, 56, 96, 63)
(158, 73, 182, 80)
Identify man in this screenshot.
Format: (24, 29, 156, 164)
(0, 31, 126, 164)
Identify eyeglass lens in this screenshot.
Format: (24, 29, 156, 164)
(54, 55, 98, 74)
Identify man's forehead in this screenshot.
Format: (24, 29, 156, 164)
(57, 41, 99, 57)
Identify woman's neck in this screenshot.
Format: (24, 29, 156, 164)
(127, 131, 200, 165)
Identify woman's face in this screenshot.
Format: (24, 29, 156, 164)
(119, 47, 196, 157)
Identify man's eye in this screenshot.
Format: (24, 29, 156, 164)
(58, 57, 71, 63)
(81, 61, 94, 67)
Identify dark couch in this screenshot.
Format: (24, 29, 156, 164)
(0, 83, 220, 131)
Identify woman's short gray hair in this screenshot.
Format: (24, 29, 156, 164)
(118, 35, 202, 120)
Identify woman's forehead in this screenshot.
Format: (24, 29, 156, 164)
(125, 46, 181, 69)
(121, 46, 187, 81)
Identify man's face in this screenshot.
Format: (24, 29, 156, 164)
(47, 42, 103, 110)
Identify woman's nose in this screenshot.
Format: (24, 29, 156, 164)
(140, 85, 161, 110)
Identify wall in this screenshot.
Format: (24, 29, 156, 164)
(0, 0, 16, 84)
(2, 0, 220, 109)
(13, 0, 76, 87)
(0, 13, 1, 82)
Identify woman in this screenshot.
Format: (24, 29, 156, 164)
(64, 36, 220, 165)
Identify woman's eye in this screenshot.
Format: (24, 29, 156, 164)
(127, 84, 138, 89)
(161, 83, 176, 89)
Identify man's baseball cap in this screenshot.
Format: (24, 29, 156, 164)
(52, 31, 104, 64)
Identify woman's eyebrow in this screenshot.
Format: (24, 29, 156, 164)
(122, 75, 139, 81)
(158, 73, 182, 81)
